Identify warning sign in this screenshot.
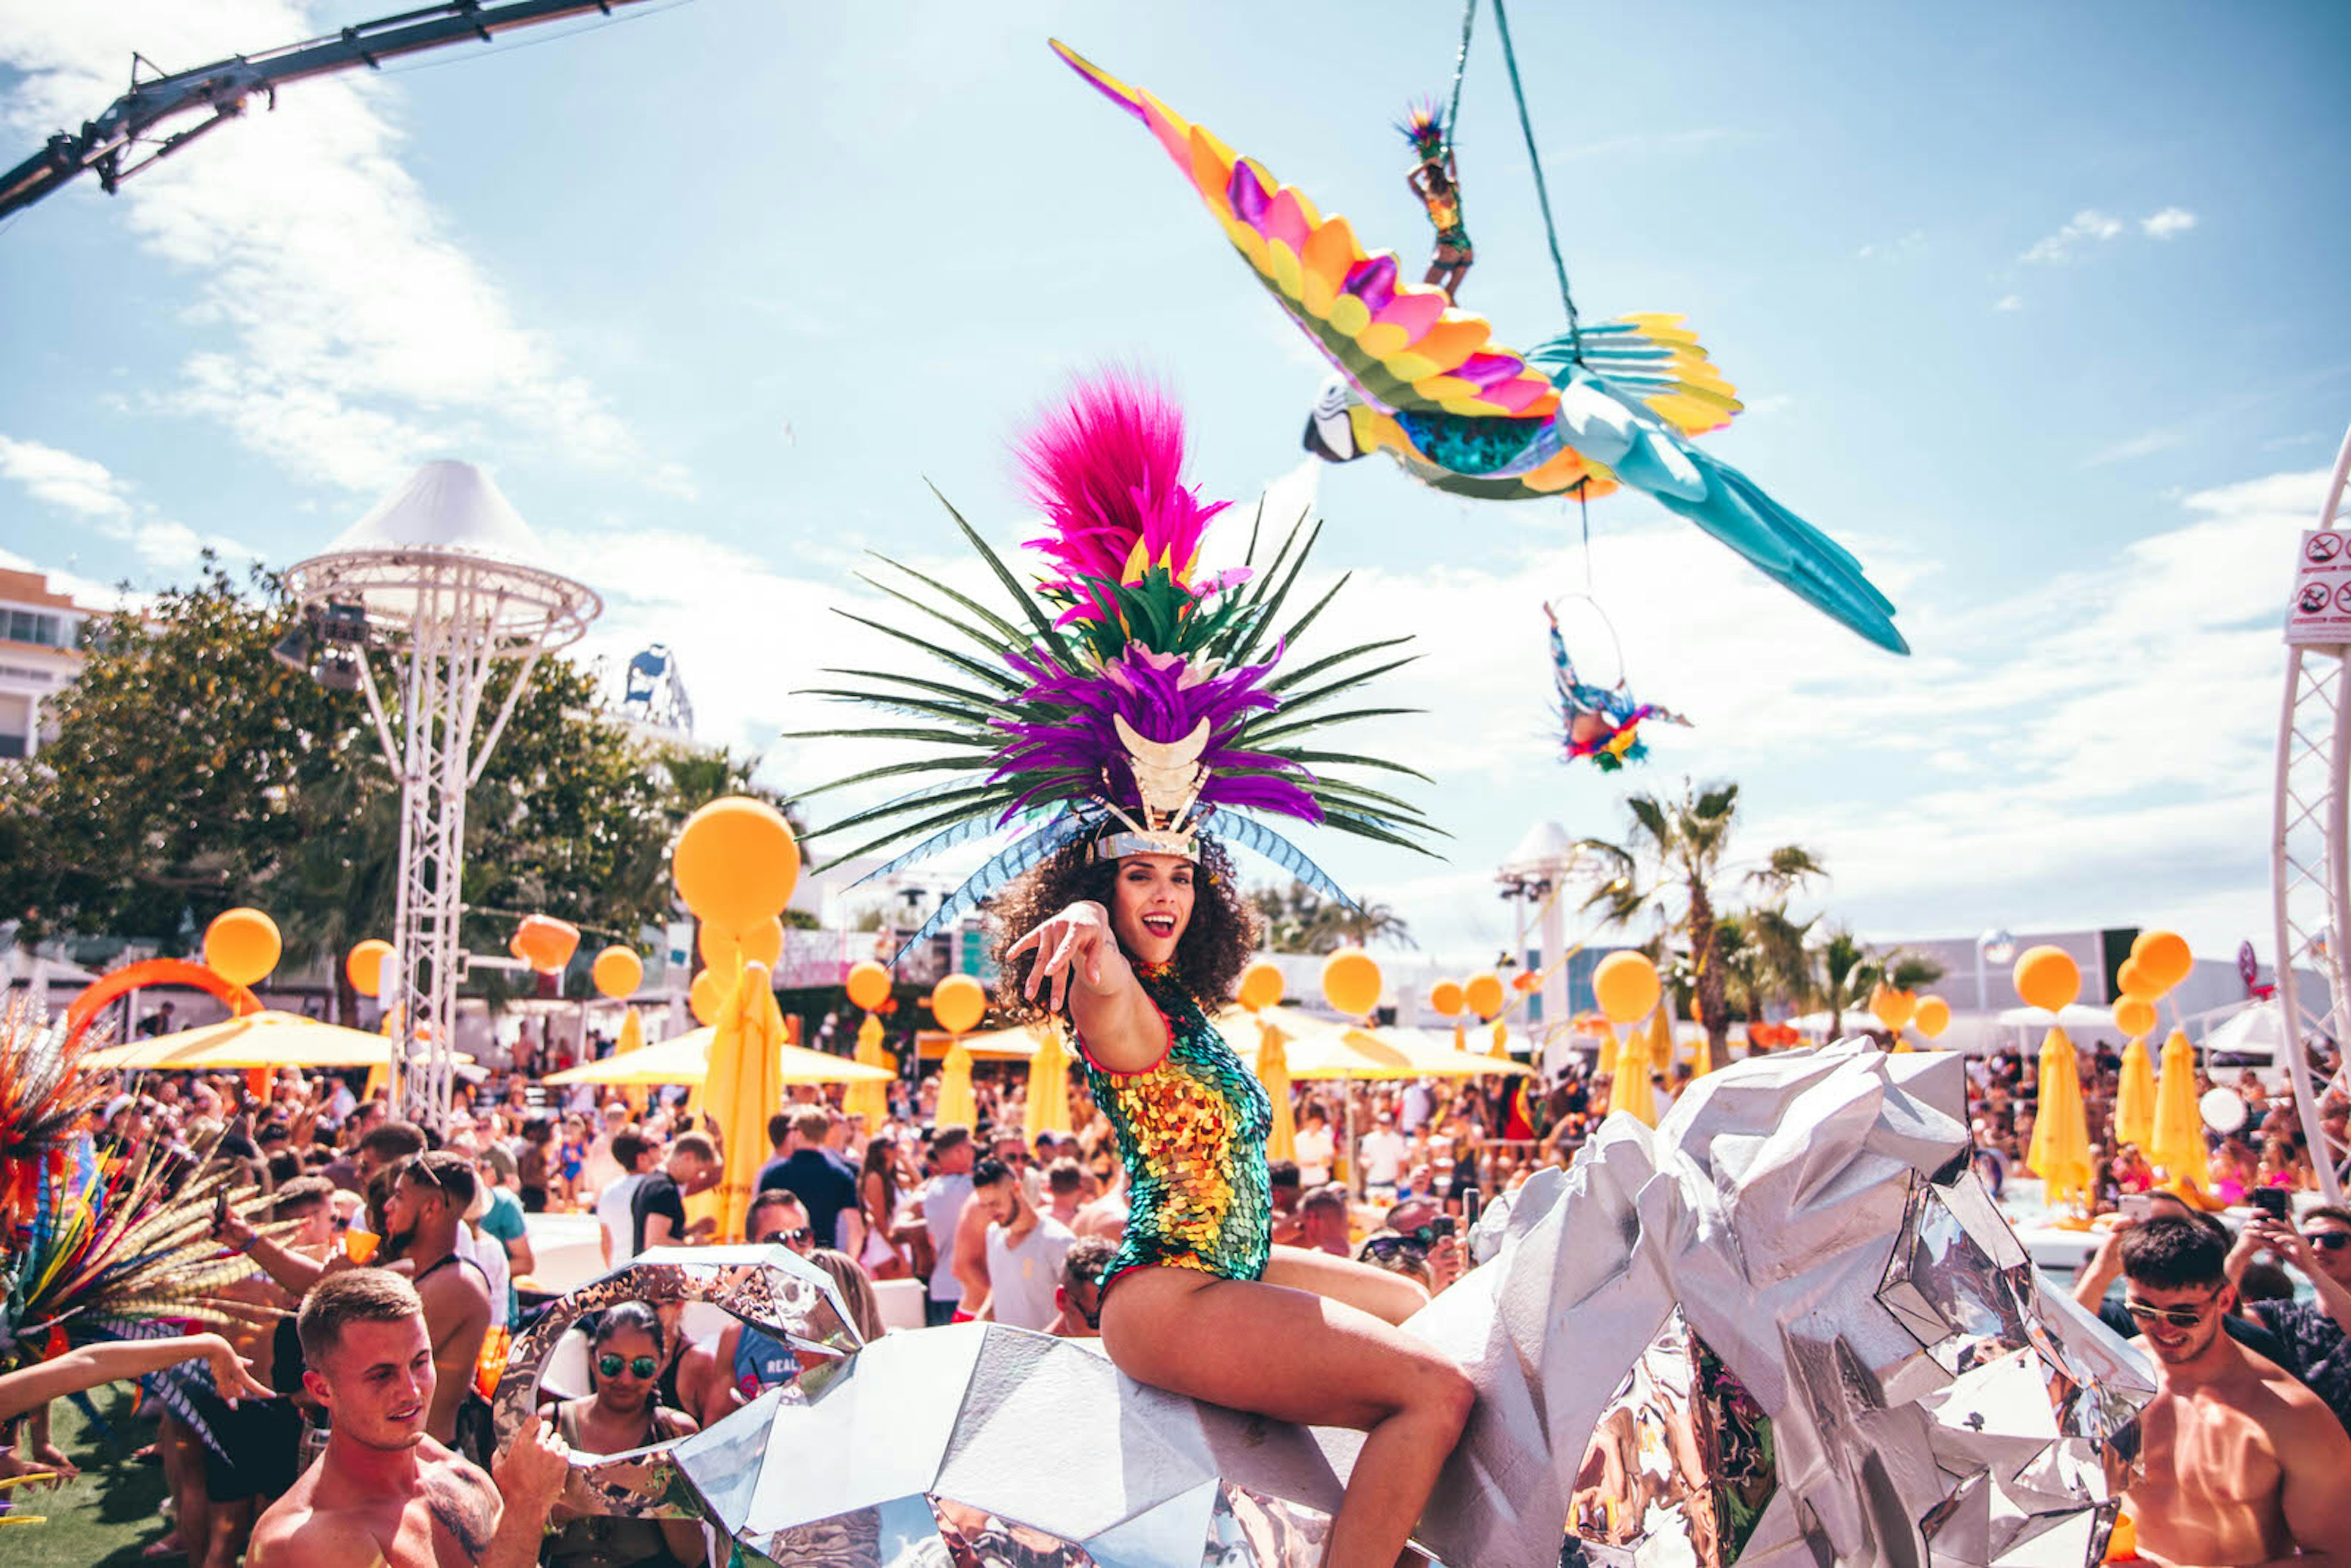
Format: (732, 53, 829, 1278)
(2286, 530, 2351, 645)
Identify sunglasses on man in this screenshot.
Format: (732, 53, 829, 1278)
(596, 1352, 660, 1381)
(2306, 1230, 2350, 1253)
(757, 1228, 813, 1248)
(2121, 1296, 2218, 1329)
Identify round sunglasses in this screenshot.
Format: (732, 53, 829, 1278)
(596, 1352, 659, 1381)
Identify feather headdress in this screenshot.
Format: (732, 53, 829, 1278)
(793, 373, 1437, 948)
(1398, 99, 1448, 161)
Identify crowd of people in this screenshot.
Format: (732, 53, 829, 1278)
(4, 1010, 2349, 1566)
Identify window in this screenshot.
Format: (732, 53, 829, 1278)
(4, 610, 59, 647)
(0, 692, 28, 758)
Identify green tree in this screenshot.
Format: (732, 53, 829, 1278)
(0, 557, 782, 1019)
(1250, 880, 1416, 954)
(1809, 925, 1948, 1037)
(1716, 900, 1818, 1021)
(1579, 781, 1824, 1061)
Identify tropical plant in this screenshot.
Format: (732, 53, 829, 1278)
(1810, 925, 1948, 1037)
(1578, 781, 1824, 1060)
(1253, 879, 1416, 954)
(1716, 900, 1818, 1021)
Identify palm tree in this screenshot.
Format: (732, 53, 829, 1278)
(1252, 881, 1415, 953)
(1810, 925, 1949, 1036)
(1580, 781, 1825, 1062)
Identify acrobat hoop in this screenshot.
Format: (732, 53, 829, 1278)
(1547, 592, 1627, 691)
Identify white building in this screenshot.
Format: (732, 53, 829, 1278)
(0, 569, 99, 759)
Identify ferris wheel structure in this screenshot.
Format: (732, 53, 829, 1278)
(2270, 420, 2351, 1202)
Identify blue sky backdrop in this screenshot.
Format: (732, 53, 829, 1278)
(3, 1, 2347, 969)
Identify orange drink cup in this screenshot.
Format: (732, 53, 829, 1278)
(343, 1228, 380, 1264)
(474, 1325, 512, 1398)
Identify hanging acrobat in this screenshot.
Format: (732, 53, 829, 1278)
(1051, 33, 1908, 656)
(1547, 601, 1687, 771)
(1400, 101, 1472, 301)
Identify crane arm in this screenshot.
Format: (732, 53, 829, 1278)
(1, 0, 662, 223)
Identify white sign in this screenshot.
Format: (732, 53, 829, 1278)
(2286, 529, 2351, 645)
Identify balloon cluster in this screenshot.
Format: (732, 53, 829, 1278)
(673, 798, 803, 1026)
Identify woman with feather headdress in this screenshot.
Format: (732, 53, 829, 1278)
(795, 373, 1472, 1567)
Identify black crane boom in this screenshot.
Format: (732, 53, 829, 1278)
(0, 0, 662, 223)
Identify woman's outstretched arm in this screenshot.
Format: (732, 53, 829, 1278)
(1005, 901, 1163, 1073)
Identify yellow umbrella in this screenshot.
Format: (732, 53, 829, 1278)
(1610, 1029, 1657, 1127)
(2114, 1034, 2157, 1151)
(1254, 1021, 1298, 1163)
(1690, 1026, 1715, 1079)
(1351, 1027, 1532, 1078)
(1023, 1023, 1074, 1141)
(81, 1011, 473, 1072)
(542, 1027, 893, 1087)
(613, 1008, 646, 1057)
(844, 1013, 893, 1128)
(934, 1038, 978, 1129)
(1488, 1018, 1513, 1062)
(703, 962, 784, 1244)
(2150, 1027, 2210, 1191)
(2025, 1027, 2093, 1212)
(1645, 1006, 1674, 1072)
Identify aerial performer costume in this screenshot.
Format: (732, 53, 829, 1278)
(1401, 102, 1472, 299)
(1050, 39, 1908, 656)
(1547, 601, 1689, 771)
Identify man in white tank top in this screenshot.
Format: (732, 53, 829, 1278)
(971, 1156, 1074, 1332)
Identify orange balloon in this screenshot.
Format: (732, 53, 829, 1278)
(1869, 985, 1918, 1032)
(591, 945, 643, 1000)
(689, 967, 727, 1026)
(845, 960, 892, 1011)
(1321, 948, 1382, 1018)
(2012, 945, 2080, 1012)
(1238, 961, 1285, 1012)
(2115, 958, 2155, 1001)
(1913, 995, 1951, 1039)
(673, 797, 800, 932)
(511, 914, 580, 975)
(1592, 951, 1660, 1026)
(1462, 972, 1507, 1021)
(204, 909, 282, 989)
(932, 973, 987, 1035)
(739, 917, 785, 970)
(346, 939, 394, 999)
(2113, 996, 2157, 1038)
(1428, 980, 1466, 1018)
(1512, 971, 1541, 992)
(2131, 930, 2192, 994)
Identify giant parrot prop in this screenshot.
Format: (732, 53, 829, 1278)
(1052, 41, 1908, 656)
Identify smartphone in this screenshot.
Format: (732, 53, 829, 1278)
(2119, 1192, 2151, 1221)
(2251, 1187, 2290, 1221)
(1462, 1186, 1482, 1232)
(1430, 1215, 1457, 1240)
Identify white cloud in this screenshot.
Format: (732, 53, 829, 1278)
(0, 434, 242, 571)
(1992, 294, 2023, 313)
(2083, 424, 2191, 467)
(2019, 209, 2124, 264)
(2140, 206, 2198, 239)
(0, 2, 676, 497)
(1856, 230, 1927, 261)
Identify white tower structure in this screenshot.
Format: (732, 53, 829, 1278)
(1499, 820, 1578, 1046)
(2271, 422, 2351, 1201)
(286, 462, 599, 1126)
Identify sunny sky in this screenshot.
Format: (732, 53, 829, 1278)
(4, 1, 2347, 970)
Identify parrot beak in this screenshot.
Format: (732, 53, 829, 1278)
(1304, 378, 1362, 463)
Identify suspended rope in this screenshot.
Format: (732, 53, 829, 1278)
(1488, 0, 1584, 361)
(1442, 0, 1479, 148)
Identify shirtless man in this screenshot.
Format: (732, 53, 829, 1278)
(248, 1269, 566, 1567)
(380, 1152, 494, 1447)
(2118, 1217, 2351, 1567)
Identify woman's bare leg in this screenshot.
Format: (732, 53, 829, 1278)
(1102, 1267, 1472, 1568)
(1262, 1244, 1428, 1326)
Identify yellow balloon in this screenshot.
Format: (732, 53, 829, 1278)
(697, 922, 740, 973)
(1238, 961, 1285, 1012)
(845, 960, 892, 1012)
(591, 945, 643, 1000)
(673, 797, 801, 932)
(1913, 995, 1951, 1039)
(2131, 930, 2192, 995)
(1869, 985, 1917, 1032)
(2113, 996, 2157, 1038)
(2012, 945, 2080, 1012)
(1592, 951, 1661, 1026)
(932, 973, 987, 1035)
(346, 939, 394, 999)
(2115, 958, 2155, 1002)
(689, 967, 727, 1026)
(739, 917, 785, 970)
(1427, 979, 1465, 1018)
(1321, 948, 1382, 1018)
(204, 908, 282, 989)
(1462, 972, 1507, 1021)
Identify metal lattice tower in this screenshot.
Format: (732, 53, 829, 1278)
(2271, 422, 2351, 1202)
(287, 463, 598, 1126)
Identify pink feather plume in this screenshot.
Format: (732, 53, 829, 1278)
(1016, 370, 1228, 598)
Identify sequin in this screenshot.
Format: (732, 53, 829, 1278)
(1078, 962, 1272, 1289)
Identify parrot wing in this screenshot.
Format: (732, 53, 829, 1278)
(1052, 40, 1567, 424)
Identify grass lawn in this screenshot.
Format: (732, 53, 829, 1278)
(4, 1386, 179, 1567)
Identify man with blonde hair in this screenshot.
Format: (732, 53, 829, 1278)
(248, 1269, 568, 1567)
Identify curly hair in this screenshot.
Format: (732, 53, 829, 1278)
(989, 835, 1258, 1024)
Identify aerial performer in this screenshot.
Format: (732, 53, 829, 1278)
(1050, 39, 1908, 656)
(1547, 601, 1689, 770)
(795, 372, 1470, 1566)
(1401, 101, 1472, 300)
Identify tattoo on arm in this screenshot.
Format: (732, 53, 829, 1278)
(422, 1463, 499, 1562)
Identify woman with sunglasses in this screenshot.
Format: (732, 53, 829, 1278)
(543, 1302, 707, 1568)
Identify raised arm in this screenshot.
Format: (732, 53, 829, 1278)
(0, 1334, 270, 1424)
(1006, 900, 1162, 1073)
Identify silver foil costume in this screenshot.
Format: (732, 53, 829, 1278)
(500, 1043, 2152, 1567)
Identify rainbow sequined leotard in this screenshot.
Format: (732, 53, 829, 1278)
(1076, 962, 1272, 1291)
